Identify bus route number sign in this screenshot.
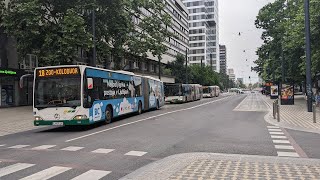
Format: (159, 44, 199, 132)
(37, 67, 80, 77)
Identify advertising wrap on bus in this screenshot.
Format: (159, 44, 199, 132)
(33, 65, 164, 126)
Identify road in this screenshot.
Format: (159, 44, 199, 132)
(0, 93, 319, 179)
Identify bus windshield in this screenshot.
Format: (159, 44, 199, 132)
(203, 87, 210, 94)
(34, 77, 81, 108)
(165, 85, 181, 96)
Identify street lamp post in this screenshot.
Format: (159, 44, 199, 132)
(185, 49, 188, 83)
(304, 0, 312, 112)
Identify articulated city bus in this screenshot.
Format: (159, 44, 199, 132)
(202, 86, 220, 98)
(164, 84, 193, 103)
(203, 86, 215, 98)
(164, 84, 202, 103)
(33, 65, 164, 126)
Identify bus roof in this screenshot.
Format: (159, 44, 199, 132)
(144, 76, 161, 81)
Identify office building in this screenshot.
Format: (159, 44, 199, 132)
(219, 44, 226, 74)
(227, 68, 236, 81)
(183, 0, 219, 72)
(75, 0, 189, 83)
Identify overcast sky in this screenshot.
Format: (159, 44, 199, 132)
(219, 0, 274, 84)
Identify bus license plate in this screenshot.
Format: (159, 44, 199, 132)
(53, 122, 63, 126)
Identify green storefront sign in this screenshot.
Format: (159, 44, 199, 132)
(0, 69, 17, 75)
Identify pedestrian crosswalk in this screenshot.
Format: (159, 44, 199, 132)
(267, 125, 300, 158)
(31, 145, 56, 150)
(0, 162, 111, 180)
(0, 144, 148, 157)
(0, 163, 35, 178)
(61, 146, 84, 151)
(71, 170, 111, 180)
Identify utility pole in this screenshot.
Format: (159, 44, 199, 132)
(185, 49, 188, 83)
(304, 0, 312, 112)
(92, 9, 96, 67)
(210, 54, 213, 71)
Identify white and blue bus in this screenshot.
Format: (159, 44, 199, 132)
(33, 65, 164, 126)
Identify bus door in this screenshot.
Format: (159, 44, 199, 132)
(142, 78, 149, 110)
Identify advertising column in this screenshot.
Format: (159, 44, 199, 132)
(280, 84, 294, 105)
(270, 85, 279, 99)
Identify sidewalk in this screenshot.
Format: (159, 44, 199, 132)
(263, 95, 320, 134)
(120, 153, 320, 180)
(0, 106, 39, 137)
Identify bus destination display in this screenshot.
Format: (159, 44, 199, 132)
(37, 67, 80, 77)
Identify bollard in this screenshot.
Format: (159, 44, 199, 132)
(313, 103, 316, 123)
(273, 101, 276, 119)
(277, 104, 280, 122)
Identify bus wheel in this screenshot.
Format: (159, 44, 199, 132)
(105, 106, 112, 124)
(138, 102, 142, 115)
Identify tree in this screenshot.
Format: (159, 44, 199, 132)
(188, 65, 220, 86)
(254, 0, 320, 84)
(167, 54, 186, 83)
(238, 79, 246, 89)
(1, 0, 173, 68)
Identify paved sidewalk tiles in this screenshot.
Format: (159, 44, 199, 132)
(263, 95, 320, 134)
(120, 153, 320, 180)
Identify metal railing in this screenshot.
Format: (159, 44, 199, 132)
(313, 103, 317, 123)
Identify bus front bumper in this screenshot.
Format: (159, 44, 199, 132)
(34, 119, 91, 126)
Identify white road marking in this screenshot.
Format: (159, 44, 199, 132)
(32, 145, 56, 150)
(125, 151, 148, 157)
(273, 140, 290, 144)
(71, 170, 111, 180)
(271, 135, 287, 139)
(268, 129, 282, 132)
(267, 126, 280, 129)
(269, 132, 284, 135)
(8, 145, 30, 149)
(0, 144, 5, 147)
(65, 96, 232, 142)
(275, 145, 295, 150)
(61, 146, 84, 151)
(277, 152, 300, 157)
(20, 166, 71, 180)
(91, 148, 114, 154)
(0, 163, 35, 177)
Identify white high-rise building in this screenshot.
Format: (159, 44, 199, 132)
(183, 0, 219, 72)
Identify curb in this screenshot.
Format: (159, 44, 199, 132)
(120, 153, 320, 180)
(262, 101, 320, 134)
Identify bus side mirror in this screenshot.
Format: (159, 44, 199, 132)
(87, 78, 93, 90)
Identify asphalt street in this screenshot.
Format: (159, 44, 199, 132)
(0, 93, 319, 179)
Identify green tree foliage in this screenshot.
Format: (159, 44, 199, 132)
(254, 0, 320, 83)
(167, 54, 186, 83)
(168, 54, 221, 87)
(188, 65, 220, 86)
(218, 73, 230, 90)
(238, 79, 246, 89)
(1, 0, 173, 68)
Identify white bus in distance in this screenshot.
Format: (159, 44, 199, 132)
(203, 86, 220, 98)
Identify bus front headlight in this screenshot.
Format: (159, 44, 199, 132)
(73, 115, 88, 120)
(35, 116, 43, 121)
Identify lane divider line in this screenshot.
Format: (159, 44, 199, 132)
(65, 95, 233, 142)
